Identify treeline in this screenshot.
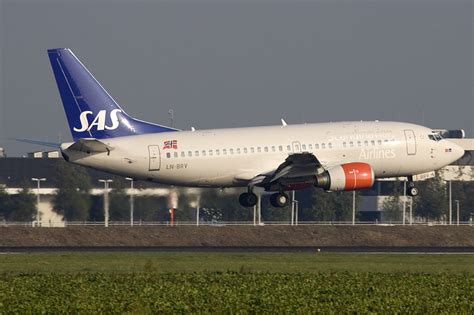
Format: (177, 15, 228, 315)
(382, 171, 474, 222)
(0, 162, 472, 222)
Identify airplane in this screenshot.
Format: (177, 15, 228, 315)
(47, 48, 465, 208)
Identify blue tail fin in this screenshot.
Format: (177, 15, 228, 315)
(47, 48, 178, 140)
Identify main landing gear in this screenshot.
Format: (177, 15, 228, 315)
(238, 191, 290, 208)
(239, 192, 258, 207)
(406, 178, 419, 197)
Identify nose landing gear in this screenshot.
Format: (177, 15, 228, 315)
(270, 192, 290, 208)
(406, 180, 419, 197)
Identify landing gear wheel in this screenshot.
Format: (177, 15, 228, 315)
(407, 186, 419, 197)
(239, 192, 258, 207)
(270, 192, 289, 208)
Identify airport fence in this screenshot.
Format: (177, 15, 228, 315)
(1, 220, 473, 227)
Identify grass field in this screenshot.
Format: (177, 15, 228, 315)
(0, 252, 473, 274)
(0, 252, 472, 313)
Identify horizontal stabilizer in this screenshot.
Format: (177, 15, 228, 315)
(12, 138, 60, 148)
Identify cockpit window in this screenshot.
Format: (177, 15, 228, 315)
(428, 134, 443, 142)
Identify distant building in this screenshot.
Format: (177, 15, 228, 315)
(27, 151, 60, 159)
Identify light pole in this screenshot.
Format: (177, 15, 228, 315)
(31, 178, 46, 227)
(291, 191, 295, 225)
(196, 196, 201, 226)
(402, 181, 407, 225)
(125, 178, 135, 227)
(257, 194, 262, 225)
(99, 179, 113, 227)
(455, 200, 460, 226)
(448, 180, 452, 225)
(294, 199, 299, 226)
(352, 190, 356, 225)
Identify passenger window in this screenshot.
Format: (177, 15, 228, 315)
(223, 149, 227, 155)
(181, 152, 185, 157)
(188, 151, 192, 157)
(271, 146, 276, 152)
(237, 148, 241, 154)
(251, 147, 255, 153)
(209, 150, 213, 156)
(257, 147, 262, 153)
(216, 149, 220, 156)
(244, 148, 248, 154)
(166, 153, 171, 158)
(321, 143, 326, 149)
(264, 147, 268, 152)
(195, 151, 199, 157)
(308, 144, 313, 150)
(328, 143, 332, 149)
(287, 145, 291, 151)
(371, 140, 375, 146)
(279, 145, 283, 151)
(364, 141, 368, 146)
(173, 152, 178, 158)
(343, 142, 347, 148)
(315, 144, 319, 149)
(202, 150, 206, 156)
(378, 140, 382, 145)
(357, 141, 361, 147)
(302, 144, 306, 150)
(230, 148, 234, 155)
(349, 142, 353, 147)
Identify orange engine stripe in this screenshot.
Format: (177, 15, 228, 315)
(341, 162, 374, 190)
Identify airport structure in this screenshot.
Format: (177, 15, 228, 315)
(0, 137, 472, 226)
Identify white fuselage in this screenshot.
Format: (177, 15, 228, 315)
(62, 121, 464, 189)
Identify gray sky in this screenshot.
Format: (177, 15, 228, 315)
(1, 0, 472, 156)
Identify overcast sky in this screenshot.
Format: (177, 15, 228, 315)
(0, 0, 472, 156)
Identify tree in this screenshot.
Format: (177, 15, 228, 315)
(175, 188, 195, 221)
(8, 181, 36, 221)
(53, 161, 91, 221)
(0, 186, 13, 220)
(381, 180, 403, 222)
(108, 178, 130, 221)
(413, 172, 447, 220)
(302, 188, 355, 221)
(199, 189, 252, 222)
(134, 196, 168, 222)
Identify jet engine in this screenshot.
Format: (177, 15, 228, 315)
(315, 162, 375, 191)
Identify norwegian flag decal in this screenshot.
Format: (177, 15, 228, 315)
(163, 140, 178, 150)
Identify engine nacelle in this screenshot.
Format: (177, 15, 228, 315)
(315, 162, 375, 191)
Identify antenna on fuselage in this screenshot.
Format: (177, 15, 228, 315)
(281, 119, 288, 127)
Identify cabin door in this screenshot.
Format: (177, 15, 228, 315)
(404, 129, 417, 155)
(148, 145, 161, 171)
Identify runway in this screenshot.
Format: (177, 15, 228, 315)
(1, 246, 473, 253)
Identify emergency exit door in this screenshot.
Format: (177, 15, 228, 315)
(292, 141, 302, 153)
(404, 129, 417, 155)
(148, 145, 161, 171)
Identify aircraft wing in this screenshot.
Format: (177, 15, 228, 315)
(244, 152, 325, 189)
